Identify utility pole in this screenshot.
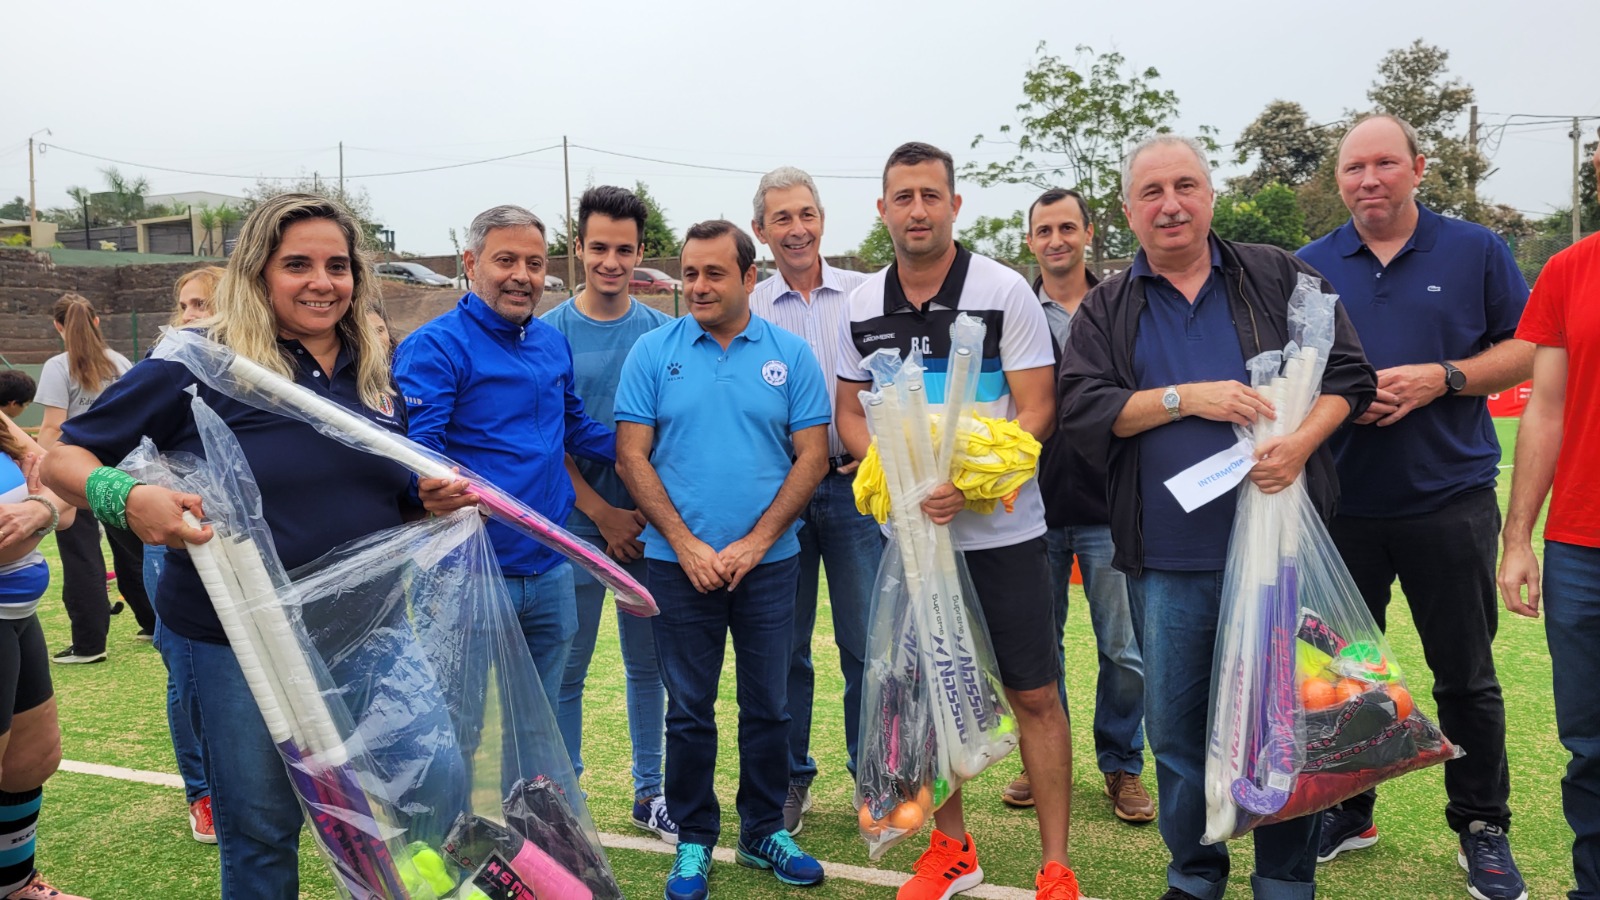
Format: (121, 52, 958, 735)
(563, 136, 576, 293)
(26, 128, 50, 222)
(1468, 105, 1480, 198)
(1574, 117, 1583, 244)
(339, 142, 345, 199)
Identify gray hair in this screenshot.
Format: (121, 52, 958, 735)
(1120, 134, 1214, 203)
(753, 167, 823, 224)
(466, 204, 546, 255)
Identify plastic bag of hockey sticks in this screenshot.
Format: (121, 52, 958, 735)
(1202, 276, 1460, 844)
(853, 343, 1017, 857)
(149, 327, 656, 618)
(854, 546, 939, 859)
(119, 397, 619, 899)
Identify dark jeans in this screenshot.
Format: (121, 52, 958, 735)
(1328, 487, 1510, 833)
(649, 555, 797, 847)
(54, 515, 155, 653)
(1544, 540, 1600, 899)
(1127, 568, 1319, 900)
(787, 471, 883, 786)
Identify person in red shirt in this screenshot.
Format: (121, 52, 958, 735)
(1498, 137, 1600, 900)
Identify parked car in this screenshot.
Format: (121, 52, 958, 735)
(629, 267, 681, 294)
(374, 261, 455, 287)
(544, 273, 566, 292)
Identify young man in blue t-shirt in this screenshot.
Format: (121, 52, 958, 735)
(541, 185, 677, 844)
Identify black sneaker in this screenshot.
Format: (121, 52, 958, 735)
(1458, 821, 1527, 900)
(134, 629, 154, 642)
(109, 600, 124, 615)
(52, 645, 107, 665)
(1158, 888, 1202, 899)
(1316, 805, 1377, 862)
(781, 784, 811, 836)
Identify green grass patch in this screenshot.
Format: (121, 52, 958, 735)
(28, 418, 1577, 897)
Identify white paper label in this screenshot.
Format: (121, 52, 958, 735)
(1164, 438, 1256, 513)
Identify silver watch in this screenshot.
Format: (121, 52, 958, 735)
(1162, 386, 1182, 422)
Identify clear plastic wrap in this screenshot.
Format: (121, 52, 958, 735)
(150, 328, 655, 618)
(854, 334, 1017, 858)
(1203, 275, 1460, 844)
(121, 395, 620, 899)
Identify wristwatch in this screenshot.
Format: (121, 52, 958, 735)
(1162, 386, 1182, 422)
(1440, 362, 1467, 395)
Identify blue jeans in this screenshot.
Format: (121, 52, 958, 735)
(649, 555, 798, 847)
(1544, 541, 1600, 899)
(788, 471, 883, 785)
(503, 565, 578, 715)
(1045, 524, 1146, 775)
(144, 545, 208, 804)
(556, 557, 666, 799)
(1127, 568, 1318, 900)
(176, 635, 302, 899)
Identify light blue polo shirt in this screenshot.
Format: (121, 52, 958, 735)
(614, 312, 831, 564)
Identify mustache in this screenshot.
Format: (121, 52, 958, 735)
(1154, 213, 1193, 227)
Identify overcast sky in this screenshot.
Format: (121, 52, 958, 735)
(5, 0, 1596, 259)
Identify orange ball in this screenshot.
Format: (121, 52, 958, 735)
(916, 784, 933, 810)
(1335, 678, 1366, 703)
(886, 800, 925, 833)
(858, 804, 884, 836)
(1301, 678, 1339, 710)
(1387, 684, 1414, 720)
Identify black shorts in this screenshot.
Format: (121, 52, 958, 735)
(963, 536, 1060, 692)
(0, 614, 53, 734)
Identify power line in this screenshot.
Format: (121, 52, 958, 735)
(569, 144, 880, 180)
(37, 142, 564, 181)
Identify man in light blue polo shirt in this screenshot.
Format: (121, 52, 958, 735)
(615, 220, 831, 900)
(1297, 114, 1533, 900)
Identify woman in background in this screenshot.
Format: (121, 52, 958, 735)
(33, 295, 154, 661)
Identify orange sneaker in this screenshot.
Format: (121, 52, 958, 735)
(896, 829, 983, 900)
(1035, 861, 1081, 900)
(190, 796, 217, 844)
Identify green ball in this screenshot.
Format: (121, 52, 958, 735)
(401, 842, 456, 896)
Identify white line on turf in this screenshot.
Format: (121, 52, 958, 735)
(59, 759, 1086, 899)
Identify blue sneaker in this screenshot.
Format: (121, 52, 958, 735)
(633, 794, 680, 845)
(736, 829, 823, 887)
(1458, 822, 1527, 900)
(665, 842, 712, 900)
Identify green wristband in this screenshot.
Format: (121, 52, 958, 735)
(85, 467, 141, 531)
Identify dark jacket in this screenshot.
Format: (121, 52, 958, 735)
(1059, 236, 1376, 576)
(1035, 271, 1110, 529)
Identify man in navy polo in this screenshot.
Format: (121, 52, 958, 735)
(615, 220, 830, 900)
(395, 204, 616, 715)
(1298, 115, 1534, 900)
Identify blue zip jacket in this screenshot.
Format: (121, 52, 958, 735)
(395, 293, 616, 575)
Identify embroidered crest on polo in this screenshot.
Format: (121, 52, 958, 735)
(375, 394, 396, 417)
(761, 359, 788, 386)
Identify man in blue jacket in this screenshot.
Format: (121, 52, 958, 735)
(395, 204, 615, 712)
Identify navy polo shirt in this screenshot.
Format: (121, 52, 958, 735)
(1297, 205, 1528, 516)
(60, 340, 415, 644)
(614, 313, 831, 565)
(1131, 240, 1250, 571)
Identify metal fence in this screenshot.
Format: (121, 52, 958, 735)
(1507, 232, 1596, 285)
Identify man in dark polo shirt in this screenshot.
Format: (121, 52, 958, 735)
(1061, 134, 1374, 900)
(1297, 114, 1534, 900)
(997, 187, 1154, 826)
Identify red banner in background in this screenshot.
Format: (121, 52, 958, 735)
(1488, 382, 1533, 417)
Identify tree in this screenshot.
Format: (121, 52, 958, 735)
(0, 196, 27, 220)
(633, 181, 678, 258)
(545, 213, 574, 257)
(856, 218, 895, 268)
(957, 211, 1035, 266)
(242, 177, 384, 248)
(1211, 183, 1309, 250)
(1230, 101, 1335, 194)
(1359, 40, 1486, 220)
(966, 42, 1214, 263)
(1533, 138, 1600, 236)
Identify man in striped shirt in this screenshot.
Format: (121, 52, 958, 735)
(749, 166, 882, 835)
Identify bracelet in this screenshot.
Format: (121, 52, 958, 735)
(22, 495, 59, 538)
(85, 467, 141, 531)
